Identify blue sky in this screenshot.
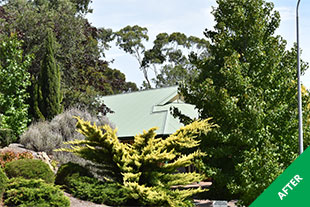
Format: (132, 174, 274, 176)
(86, 0, 310, 88)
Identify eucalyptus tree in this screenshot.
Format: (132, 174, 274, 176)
(115, 25, 209, 88)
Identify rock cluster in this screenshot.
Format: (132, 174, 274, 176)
(0, 143, 57, 173)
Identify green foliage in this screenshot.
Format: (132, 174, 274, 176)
(38, 30, 63, 120)
(0, 128, 16, 147)
(69, 0, 93, 13)
(65, 175, 128, 205)
(228, 141, 284, 206)
(3, 178, 70, 207)
(115, 25, 151, 88)
(4, 159, 55, 184)
(0, 167, 8, 196)
(0, 0, 135, 116)
(0, 36, 32, 137)
(55, 162, 93, 187)
(115, 26, 209, 88)
(179, 0, 310, 203)
(115, 25, 149, 55)
(57, 117, 216, 206)
(55, 162, 128, 205)
(145, 32, 209, 88)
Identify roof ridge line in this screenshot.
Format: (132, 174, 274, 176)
(155, 87, 179, 106)
(99, 85, 178, 98)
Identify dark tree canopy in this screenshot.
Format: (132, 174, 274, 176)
(0, 0, 137, 117)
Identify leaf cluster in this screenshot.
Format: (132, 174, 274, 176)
(0, 167, 8, 196)
(0, 36, 32, 137)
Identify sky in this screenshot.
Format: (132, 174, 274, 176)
(86, 0, 310, 88)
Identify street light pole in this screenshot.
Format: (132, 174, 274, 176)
(296, 0, 303, 155)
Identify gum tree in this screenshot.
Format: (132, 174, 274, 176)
(115, 26, 209, 89)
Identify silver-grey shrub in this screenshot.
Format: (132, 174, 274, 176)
(20, 108, 112, 164)
(20, 121, 62, 154)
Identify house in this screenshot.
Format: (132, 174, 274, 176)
(98, 86, 198, 141)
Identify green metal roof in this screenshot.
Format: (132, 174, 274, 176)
(98, 86, 198, 138)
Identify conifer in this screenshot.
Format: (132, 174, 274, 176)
(57, 117, 216, 206)
(39, 30, 62, 120)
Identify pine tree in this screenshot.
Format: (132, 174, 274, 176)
(39, 30, 62, 120)
(57, 117, 216, 206)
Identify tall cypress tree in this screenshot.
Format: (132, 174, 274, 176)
(39, 30, 62, 120)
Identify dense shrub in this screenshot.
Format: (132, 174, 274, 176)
(66, 175, 128, 206)
(55, 162, 93, 186)
(0, 167, 8, 197)
(0, 129, 16, 147)
(20, 121, 62, 154)
(20, 108, 112, 165)
(3, 178, 70, 207)
(49, 108, 111, 142)
(58, 117, 215, 206)
(4, 159, 55, 183)
(0, 151, 34, 168)
(55, 162, 128, 205)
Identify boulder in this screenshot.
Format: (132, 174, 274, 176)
(0, 143, 57, 173)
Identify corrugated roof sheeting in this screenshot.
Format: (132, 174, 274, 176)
(99, 86, 198, 137)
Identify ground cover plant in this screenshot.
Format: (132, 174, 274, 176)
(57, 117, 216, 206)
(0, 167, 8, 198)
(55, 162, 128, 205)
(66, 175, 128, 206)
(3, 178, 70, 207)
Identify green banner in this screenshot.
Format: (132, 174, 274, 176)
(250, 147, 310, 206)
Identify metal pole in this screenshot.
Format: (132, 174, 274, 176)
(296, 0, 303, 154)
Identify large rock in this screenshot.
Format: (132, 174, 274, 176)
(0, 143, 57, 173)
(0, 143, 31, 154)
